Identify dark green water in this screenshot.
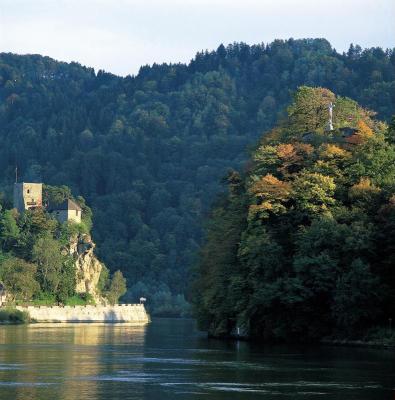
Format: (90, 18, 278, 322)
(0, 318, 394, 399)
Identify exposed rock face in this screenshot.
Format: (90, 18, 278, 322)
(69, 234, 104, 303)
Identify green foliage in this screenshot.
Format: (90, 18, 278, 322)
(77, 197, 93, 232)
(126, 280, 192, 317)
(0, 308, 30, 324)
(0, 257, 40, 301)
(56, 258, 77, 303)
(32, 234, 66, 294)
(0, 210, 20, 250)
(150, 293, 192, 317)
(58, 221, 89, 245)
(287, 86, 335, 134)
(43, 185, 72, 206)
(191, 171, 248, 336)
(65, 293, 95, 306)
(362, 326, 395, 346)
(193, 87, 395, 341)
(29, 292, 56, 306)
(105, 270, 127, 305)
(292, 171, 336, 215)
(0, 186, 84, 305)
(332, 259, 381, 335)
(0, 40, 394, 312)
(387, 115, 395, 144)
(97, 264, 110, 294)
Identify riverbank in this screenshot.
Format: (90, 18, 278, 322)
(207, 329, 395, 350)
(321, 338, 395, 349)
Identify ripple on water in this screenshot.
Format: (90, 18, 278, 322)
(126, 356, 279, 370)
(204, 381, 382, 390)
(0, 363, 25, 371)
(160, 381, 381, 395)
(78, 372, 161, 383)
(0, 382, 55, 387)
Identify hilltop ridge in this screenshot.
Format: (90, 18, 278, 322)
(1, 38, 394, 314)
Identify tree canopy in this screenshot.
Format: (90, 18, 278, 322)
(193, 87, 395, 341)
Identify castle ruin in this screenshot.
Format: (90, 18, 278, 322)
(13, 182, 82, 224)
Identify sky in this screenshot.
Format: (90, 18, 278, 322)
(0, 0, 394, 76)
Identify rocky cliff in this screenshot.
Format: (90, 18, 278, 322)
(68, 234, 104, 303)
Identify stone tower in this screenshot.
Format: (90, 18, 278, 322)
(13, 182, 43, 213)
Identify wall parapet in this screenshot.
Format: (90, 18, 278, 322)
(15, 304, 149, 323)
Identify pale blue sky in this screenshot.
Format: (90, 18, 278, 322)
(1, 0, 394, 76)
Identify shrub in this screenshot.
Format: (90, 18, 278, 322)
(64, 293, 95, 306)
(0, 308, 30, 323)
(30, 292, 57, 306)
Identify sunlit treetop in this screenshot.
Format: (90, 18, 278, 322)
(263, 86, 386, 145)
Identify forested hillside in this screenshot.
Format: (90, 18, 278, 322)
(0, 186, 126, 307)
(0, 39, 394, 314)
(193, 86, 395, 341)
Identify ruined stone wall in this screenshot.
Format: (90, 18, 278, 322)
(16, 304, 149, 323)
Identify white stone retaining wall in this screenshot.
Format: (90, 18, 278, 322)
(16, 304, 149, 323)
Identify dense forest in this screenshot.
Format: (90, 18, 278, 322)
(193, 86, 395, 341)
(0, 39, 394, 315)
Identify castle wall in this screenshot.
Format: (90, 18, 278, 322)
(52, 210, 69, 224)
(16, 304, 149, 323)
(51, 208, 81, 224)
(68, 209, 81, 223)
(13, 184, 24, 212)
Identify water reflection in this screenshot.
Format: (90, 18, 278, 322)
(0, 323, 146, 400)
(0, 320, 394, 400)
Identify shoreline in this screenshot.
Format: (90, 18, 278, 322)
(320, 338, 395, 349)
(206, 332, 395, 349)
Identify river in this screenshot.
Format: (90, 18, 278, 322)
(0, 318, 394, 399)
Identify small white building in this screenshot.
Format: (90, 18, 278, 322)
(49, 199, 82, 224)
